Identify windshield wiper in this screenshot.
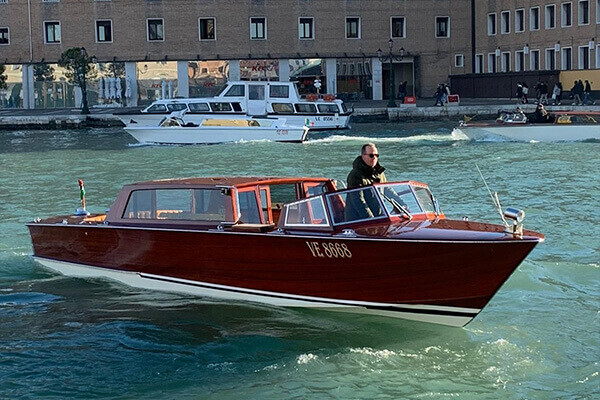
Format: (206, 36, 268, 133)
(379, 191, 413, 221)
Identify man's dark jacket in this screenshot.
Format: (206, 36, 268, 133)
(347, 156, 387, 188)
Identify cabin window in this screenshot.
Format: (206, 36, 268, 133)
(272, 103, 294, 113)
(269, 85, 290, 98)
(146, 104, 168, 113)
(317, 104, 339, 114)
(326, 187, 386, 225)
(224, 85, 245, 97)
(167, 103, 188, 112)
(284, 197, 329, 227)
(248, 85, 265, 100)
(238, 191, 261, 223)
(269, 184, 298, 204)
(294, 103, 317, 113)
(123, 189, 231, 221)
(188, 102, 210, 112)
(210, 102, 232, 112)
(305, 182, 328, 197)
(231, 103, 243, 112)
(259, 189, 270, 223)
(375, 184, 422, 215)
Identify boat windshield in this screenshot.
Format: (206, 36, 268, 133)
(325, 187, 387, 225)
(375, 184, 422, 216)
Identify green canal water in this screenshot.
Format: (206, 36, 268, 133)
(0, 123, 598, 399)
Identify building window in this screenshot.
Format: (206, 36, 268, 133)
(199, 18, 215, 40)
(515, 50, 525, 71)
(435, 16, 450, 38)
(597, 0, 600, 23)
(501, 52, 511, 72)
(0, 27, 8, 45)
(455, 54, 464, 67)
(44, 21, 61, 43)
(530, 49, 540, 70)
(500, 11, 510, 34)
(487, 13, 497, 35)
(487, 53, 496, 73)
(562, 47, 573, 69)
(391, 17, 405, 38)
(147, 19, 164, 41)
(298, 17, 314, 40)
(475, 54, 484, 73)
(515, 9, 525, 32)
(530, 7, 540, 30)
(545, 5, 556, 28)
(578, 1, 590, 24)
(250, 17, 266, 40)
(95, 20, 112, 43)
(578, 46, 590, 68)
(562, 2, 573, 26)
(545, 48, 557, 69)
(345, 17, 360, 39)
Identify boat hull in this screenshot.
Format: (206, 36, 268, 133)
(124, 125, 308, 144)
(118, 113, 351, 130)
(454, 124, 600, 142)
(28, 223, 540, 326)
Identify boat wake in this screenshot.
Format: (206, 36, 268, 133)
(306, 133, 465, 144)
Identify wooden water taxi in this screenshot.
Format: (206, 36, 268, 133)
(27, 176, 544, 327)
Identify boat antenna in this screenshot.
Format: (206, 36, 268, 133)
(475, 163, 509, 228)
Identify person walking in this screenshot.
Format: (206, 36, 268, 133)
(539, 82, 549, 104)
(522, 82, 529, 104)
(583, 80, 594, 105)
(398, 81, 407, 104)
(552, 82, 562, 105)
(516, 82, 523, 104)
(433, 84, 444, 106)
(571, 80, 583, 105)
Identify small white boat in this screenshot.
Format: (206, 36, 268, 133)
(115, 81, 352, 130)
(453, 111, 600, 142)
(124, 116, 309, 144)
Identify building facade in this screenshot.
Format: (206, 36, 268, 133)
(0, 0, 598, 108)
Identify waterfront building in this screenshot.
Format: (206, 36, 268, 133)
(0, 0, 598, 109)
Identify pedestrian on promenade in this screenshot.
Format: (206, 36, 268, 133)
(516, 82, 523, 104)
(433, 84, 444, 106)
(571, 81, 583, 105)
(583, 80, 594, 105)
(398, 81, 407, 104)
(539, 82, 549, 105)
(534, 81, 542, 101)
(522, 82, 529, 104)
(442, 84, 450, 104)
(552, 82, 562, 105)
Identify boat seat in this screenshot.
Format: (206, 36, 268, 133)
(231, 223, 275, 233)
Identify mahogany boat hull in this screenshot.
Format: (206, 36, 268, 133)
(28, 222, 541, 327)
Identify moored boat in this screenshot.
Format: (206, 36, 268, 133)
(27, 176, 544, 327)
(453, 111, 600, 142)
(115, 81, 352, 130)
(123, 115, 308, 144)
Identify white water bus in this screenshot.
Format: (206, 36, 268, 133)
(124, 115, 309, 144)
(115, 81, 352, 130)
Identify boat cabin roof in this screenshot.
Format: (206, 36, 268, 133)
(132, 176, 332, 188)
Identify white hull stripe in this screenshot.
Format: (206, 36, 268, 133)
(32, 256, 480, 327)
(141, 273, 480, 319)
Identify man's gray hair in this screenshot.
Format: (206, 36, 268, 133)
(361, 143, 377, 154)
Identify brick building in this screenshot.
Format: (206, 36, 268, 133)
(0, 0, 598, 108)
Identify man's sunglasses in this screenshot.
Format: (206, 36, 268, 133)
(366, 153, 379, 158)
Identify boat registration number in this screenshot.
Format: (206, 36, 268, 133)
(305, 241, 352, 258)
(276, 129, 289, 135)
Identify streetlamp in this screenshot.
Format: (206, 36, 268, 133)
(377, 39, 405, 108)
(79, 47, 91, 115)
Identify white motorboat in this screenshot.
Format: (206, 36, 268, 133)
(453, 111, 600, 142)
(115, 81, 352, 130)
(124, 115, 309, 144)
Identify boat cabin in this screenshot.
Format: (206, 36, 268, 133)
(141, 81, 349, 117)
(97, 177, 442, 233)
